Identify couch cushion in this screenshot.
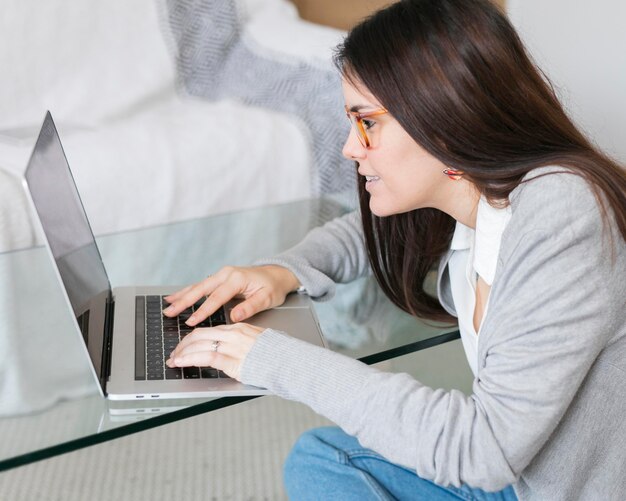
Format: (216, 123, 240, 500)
(0, 0, 176, 130)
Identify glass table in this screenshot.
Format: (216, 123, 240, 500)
(0, 197, 459, 471)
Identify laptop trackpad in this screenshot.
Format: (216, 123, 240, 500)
(235, 308, 324, 347)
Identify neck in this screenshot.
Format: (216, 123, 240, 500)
(436, 179, 480, 229)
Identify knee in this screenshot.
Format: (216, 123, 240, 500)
(285, 427, 333, 471)
(284, 427, 360, 491)
(287, 427, 354, 462)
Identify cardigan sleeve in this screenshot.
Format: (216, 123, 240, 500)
(253, 210, 369, 300)
(241, 170, 625, 491)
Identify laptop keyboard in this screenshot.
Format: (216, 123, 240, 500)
(134, 295, 230, 381)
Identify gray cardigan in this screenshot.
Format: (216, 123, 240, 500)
(241, 167, 626, 500)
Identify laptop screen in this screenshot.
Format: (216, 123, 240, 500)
(24, 112, 112, 381)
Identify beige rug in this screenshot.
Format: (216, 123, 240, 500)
(0, 396, 331, 501)
(0, 340, 471, 500)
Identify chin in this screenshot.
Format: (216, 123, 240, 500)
(369, 198, 419, 218)
(368, 200, 396, 218)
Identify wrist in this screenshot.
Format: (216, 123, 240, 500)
(263, 265, 302, 293)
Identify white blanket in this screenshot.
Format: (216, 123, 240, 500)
(0, 0, 348, 252)
(0, 0, 349, 415)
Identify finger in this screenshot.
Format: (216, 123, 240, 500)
(163, 285, 193, 304)
(167, 324, 233, 356)
(163, 278, 218, 317)
(166, 347, 244, 380)
(187, 280, 245, 326)
(170, 324, 253, 352)
(229, 291, 273, 322)
(166, 349, 222, 368)
(168, 324, 262, 359)
(167, 328, 230, 359)
(170, 338, 250, 362)
(168, 327, 225, 359)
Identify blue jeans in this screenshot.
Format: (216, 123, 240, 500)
(284, 427, 518, 501)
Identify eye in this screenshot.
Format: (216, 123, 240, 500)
(361, 119, 376, 130)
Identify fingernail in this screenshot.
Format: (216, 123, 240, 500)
(163, 306, 173, 314)
(186, 315, 196, 325)
(165, 358, 172, 367)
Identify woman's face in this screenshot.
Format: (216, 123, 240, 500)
(342, 79, 452, 217)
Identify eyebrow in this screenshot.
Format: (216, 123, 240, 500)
(348, 104, 380, 113)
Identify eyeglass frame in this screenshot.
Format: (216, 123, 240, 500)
(344, 105, 388, 148)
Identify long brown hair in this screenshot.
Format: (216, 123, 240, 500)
(334, 0, 626, 322)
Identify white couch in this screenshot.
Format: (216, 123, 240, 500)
(1, 0, 356, 415)
(0, 0, 350, 253)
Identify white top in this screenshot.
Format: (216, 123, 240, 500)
(448, 197, 512, 375)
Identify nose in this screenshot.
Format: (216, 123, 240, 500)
(342, 127, 367, 161)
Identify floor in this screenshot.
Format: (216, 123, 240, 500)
(0, 339, 472, 500)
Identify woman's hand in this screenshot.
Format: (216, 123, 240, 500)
(166, 323, 264, 381)
(162, 265, 301, 326)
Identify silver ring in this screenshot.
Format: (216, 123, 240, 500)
(211, 340, 220, 353)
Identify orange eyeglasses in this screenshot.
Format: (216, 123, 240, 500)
(344, 105, 388, 148)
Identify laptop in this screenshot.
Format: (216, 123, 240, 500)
(22, 112, 327, 401)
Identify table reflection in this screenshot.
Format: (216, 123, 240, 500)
(0, 197, 456, 470)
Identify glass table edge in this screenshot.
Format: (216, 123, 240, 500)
(0, 329, 460, 472)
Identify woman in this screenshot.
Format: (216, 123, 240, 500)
(164, 0, 626, 499)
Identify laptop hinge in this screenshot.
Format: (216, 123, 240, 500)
(100, 296, 115, 394)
